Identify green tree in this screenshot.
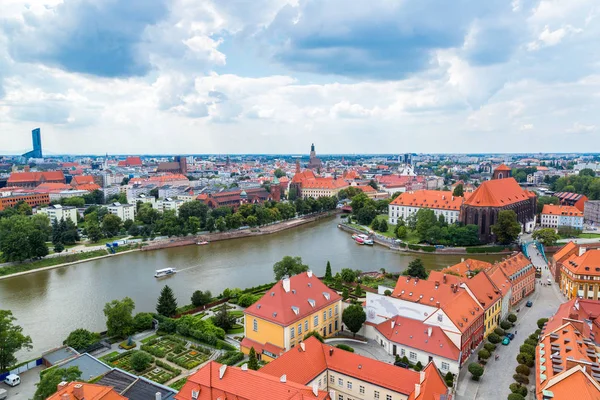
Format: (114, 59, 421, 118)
(395, 225, 407, 239)
(191, 290, 212, 307)
(537, 318, 548, 329)
(303, 330, 325, 343)
(356, 205, 377, 225)
(86, 223, 103, 242)
(405, 259, 428, 279)
(453, 184, 464, 197)
(488, 333, 501, 344)
(532, 228, 560, 246)
(33, 366, 81, 400)
(216, 217, 227, 232)
(0, 215, 49, 262)
(248, 347, 259, 370)
(133, 312, 154, 332)
(0, 310, 33, 371)
(354, 285, 363, 297)
(325, 261, 332, 281)
(102, 213, 123, 238)
(342, 287, 349, 300)
(379, 219, 388, 233)
(15, 201, 33, 215)
(64, 329, 100, 351)
(273, 256, 309, 280)
(130, 351, 153, 372)
(491, 210, 521, 244)
(156, 285, 178, 317)
(274, 168, 286, 178)
(340, 268, 357, 283)
(54, 242, 65, 253)
(186, 216, 201, 235)
(178, 201, 209, 222)
(415, 209, 438, 242)
(478, 349, 490, 360)
(579, 168, 596, 177)
(508, 314, 517, 323)
(213, 304, 235, 331)
(103, 297, 135, 338)
(342, 304, 366, 337)
(507, 393, 525, 400)
(468, 363, 484, 381)
(536, 196, 560, 214)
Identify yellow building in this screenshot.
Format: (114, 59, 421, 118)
(462, 271, 503, 337)
(241, 271, 342, 361)
(560, 248, 600, 300)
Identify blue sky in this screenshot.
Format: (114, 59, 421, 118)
(0, 0, 599, 155)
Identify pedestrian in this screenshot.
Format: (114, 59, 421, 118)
(515, 330, 517, 335)
(495, 354, 499, 361)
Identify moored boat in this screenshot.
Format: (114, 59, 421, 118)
(154, 268, 177, 278)
(196, 241, 209, 245)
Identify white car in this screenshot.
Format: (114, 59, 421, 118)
(4, 374, 20, 387)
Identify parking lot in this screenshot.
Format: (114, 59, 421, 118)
(3, 366, 43, 400)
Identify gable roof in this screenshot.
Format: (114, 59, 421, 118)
(463, 272, 502, 310)
(463, 178, 534, 207)
(441, 259, 493, 278)
(7, 171, 65, 184)
(542, 204, 583, 217)
(48, 381, 126, 400)
(390, 190, 465, 210)
(496, 253, 533, 278)
(562, 249, 600, 276)
(553, 242, 578, 263)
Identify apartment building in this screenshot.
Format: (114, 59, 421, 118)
(388, 190, 464, 225)
(157, 198, 185, 215)
(540, 204, 584, 229)
(584, 200, 600, 224)
(106, 202, 136, 221)
(37, 204, 78, 225)
(560, 248, 600, 300)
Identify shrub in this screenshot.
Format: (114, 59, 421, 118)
(336, 344, 355, 352)
(413, 361, 423, 371)
(64, 329, 101, 351)
(444, 371, 454, 387)
(507, 314, 517, 323)
(488, 333, 501, 344)
(500, 321, 512, 330)
(466, 246, 507, 254)
(512, 374, 529, 385)
(478, 349, 491, 360)
(484, 343, 496, 352)
(155, 359, 181, 375)
(119, 340, 137, 350)
(507, 394, 525, 400)
(130, 351, 153, 372)
(384, 289, 392, 296)
(537, 318, 549, 329)
(515, 364, 530, 375)
(468, 363, 484, 381)
(494, 328, 505, 336)
(524, 338, 537, 347)
(216, 339, 237, 351)
(535, 329, 542, 336)
(509, 383, 527, 396)
(520, 344, 536, 356)
(528, 333, 538, 341)
(133, 312, 154, 332)
(140, 344, 166, 358)
(215, 351, 244, 366)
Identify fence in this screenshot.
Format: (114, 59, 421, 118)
(0, 358, 43, 381)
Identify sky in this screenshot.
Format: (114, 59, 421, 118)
(0, 0, 599, 155)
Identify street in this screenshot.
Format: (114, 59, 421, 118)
(455, 243, 564, 400)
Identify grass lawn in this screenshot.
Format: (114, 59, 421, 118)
(99, 351, 119, 363)
(229, 310, 244, 318)
(141, 334, 159, 344)
(227, 325, 244, 334)
(84, 236, 127, 247)
(579, 233, 600, 239)
(0, 249, 110, 277)
(169, 377, 188, 391)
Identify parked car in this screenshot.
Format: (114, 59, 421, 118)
(0, 388, 7, 400)
(502, 337, 511, 345)
(4, 374, 20, 387)
(506, 333, 515, 340)
(526, 300, 533, 307)
(394, 361, 410, 369)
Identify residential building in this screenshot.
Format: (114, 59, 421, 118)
(7, 170, 66, 188)
(117, 156, 143, 167)
(260, 336, 450, 400)
(560, 248, 600, 300)
(49, 381, 126, 400)
(461, 271, 502, 337)
(550, 241, 580, 283)
(486, 266, 513, 321)
(441, 258, 493, 278)
(541, 204, 584, 229)
(37, 204, 78, 225)
(157, 198, 185, 215)
(388, 190, 465, 225)
(0, 193, 49, 211)
(241, 271, 342, 361)
(542, 298, 600, 345)
(493, 253, 535, 306)
(200, 188, 272, 209)
(129, 193, 157, 209)
(300, 177, 349, 199)
(460, 177, 537, 243)
(555, 192, 589, 212)
(106, 202, 136, 221)
(175, 360, 329, 400)
(584, 200, 600, 224)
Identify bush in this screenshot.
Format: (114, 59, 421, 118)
(507, 314, 517, 323)
(336, 344, 355, 352)
(444, 371, 454, 387)
(478, 349, 491, 360)
(216, 340, 237, 351)
(140, 344, 167, 358)
(413, 361, 423, 371)
(500, 321, 512, 330)
(528, 333, 538, 341)
(535, 329, 542, 336)
(494, 328, 505, 336)
(130, 351, 153, 372)
(468, 363, 484, 381)
(384, 289, 392, 296)
(155, 359, 181, 375)
(64, 329, 101, 352)
(512, 374, 529, 385)
(488, 333, 501, 344)
(516, 352, 534, 368)
(515, 364, 530, 375)
(519, 344, 535, 356)
(466, 246, 507, 254)
(524, 338, 537, 347)
(484, 343, 496, 352)
(238, 294, 261, 308)
(215, 351, 244, 366)
(507, 394, 525, 400)
(537, 318, 548, 329)
(509, 384, 527, 397)
(133, 312, 154, 332)
(119, 340, 137, 350)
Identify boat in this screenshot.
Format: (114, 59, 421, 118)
(196, 241, 209, 245)
(154, 268, 177, 278)
(357, 234, 374, 246)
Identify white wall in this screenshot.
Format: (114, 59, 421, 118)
(365, 293, 436, 325)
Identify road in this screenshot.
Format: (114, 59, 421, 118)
(455, 243, 565, 400)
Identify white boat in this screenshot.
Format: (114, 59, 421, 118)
(196, 241, 209, 245)
(155, 268, 177, 278)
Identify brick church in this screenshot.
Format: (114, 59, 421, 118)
(460, 165, 537, 243)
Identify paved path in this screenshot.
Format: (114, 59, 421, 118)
(455, 243, 565, 400)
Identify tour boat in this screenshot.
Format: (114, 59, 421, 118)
(357, 234, 374, 246)
(154, 268, 177, 278)
(196, 241, 209, 245)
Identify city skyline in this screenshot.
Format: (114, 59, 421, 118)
(1, 1, 599, 155)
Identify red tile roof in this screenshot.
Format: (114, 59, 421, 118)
(464, 178, 535, 207)
(372, 316, 460, 361)
(390, 190, 465, 210)
(7, 171, 65, 184)
(553, 241, 578, 263)
(35, 182, 72, 190)
(494, 164, 511, 171)
(75, 183, 101, 191)
(301, 177, 348, 190)
(542, 204, 583, 217)
(240, 337, 285, 358)
(72, 175, 95, 185)
(117, 156, 142, 167)
(562, 249, 600, 276)
(441, 259, 493, 277)
(355, 185, 377, 193)
(463, 272, 502, 311)
(176, 360, 329, 400)
(496, 253, 533, 277)
(291, 170, 316, 184)
(244, 272, 341, 326)
(485, 267, 512, 297)
(48, 382, 126, 400)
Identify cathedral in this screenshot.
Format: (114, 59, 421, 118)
(307, 143, 322, 169)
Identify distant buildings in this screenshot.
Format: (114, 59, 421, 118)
(307, 143, 322, 170)
(585, 200, 600, 224)
(22, 128, 43, 159)
(37, 204, 78, 225)
(540, 204, 584, 229)
(0, 193, 49, 211)
(157, 156, 188, 175)
(7, 170, 66, 188)
(555, 192, 588, 212)
(290, 161, 348, 199)
(106, 202, 136, 221)
(559, 246, 600, 300)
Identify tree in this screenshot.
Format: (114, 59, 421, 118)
(0, 215, 49, 262)
(248, 347, 259, 370)
(532, 228, 560, 246)
(517, 352, 534, 367)
(342, 304, 366, 337)
(354, 285, 363, 297)
(274, 168, 286, 178)
(507, 314, 517, 323)
(395, 225, 407, 239)
(415, 209, 438, 242)
(103, 297, 135, 338)
(356, 205, 377, 225)
(478, 349, 490, 360)
(87, 223, 103, 242)
(33, 366, 81, 400)
(303, 331, 324, 343)
(537, 318, 548, 329)
(178, 201, 209, 223)
(54, 242, 65, 253)
(520, 344, 535, 355)
(340, 268, 357, 283)
(468, 363, 484, 381)
(507, 394, 525, 400)
(325, 261, 332, 281)
(536, 196, 560, 214)
(64, 329, 100, 351)
(0, 310, 33, 371)
(342, 287, 349, 300)
(515, 364, 530, 375)
(379, 219, 388, 232)
(405, 259, 428, 279)
(15, 200, 33, 215)
(453, 184, 464, 197)
(491, 210, 521, 244)
(133, 312, 154, 332)
(156, 285, 178, 317)
(213, 304, 235, 331)
(500, 320, 512, 330)
(273, 256, 309, 280)
(191, 290, 213, 307)
(488, 333, 501, 344)
(102, 213, 123, 238)
(130, 351, 153, 372)
(238, 293, 260, 307)
(579, 168, 596, 177)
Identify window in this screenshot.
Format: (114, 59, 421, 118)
(305, 320, 309, 331)
(290, 327, 295, 338)
(386, 395, 392, 400)
(329, 308, 332, 318)
(409, 351, 417, 361)
(359, 386, 365, 394)
(338, 378, 343, 386)
(338, 395, 343, 400)
(374, 391, 380, 398)
(298, 323, 302, 335)
(314, 315, 319, 326)
(330, 375, 334, 384)
(335, 305, 339, 315)
(441, 362, 450, 370)
(253, 319, 258, 332)
(323, 311, 327, 322)
(400, 349, 405, 356)
(347, 381, 352, 389)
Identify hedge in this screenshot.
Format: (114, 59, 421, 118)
(140, 344, 167, 358)
(216, 339, 237, 351)
(466, 246, 508, 254)
(215, 351, 245, 366)
(336, 344, 355, 352)
(155, 359, 182, 375)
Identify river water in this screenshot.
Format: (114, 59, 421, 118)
(0, 216, 504, 358)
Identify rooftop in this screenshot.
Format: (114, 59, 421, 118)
(464, 177, 535, 207)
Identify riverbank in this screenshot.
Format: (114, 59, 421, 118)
(141, 211, 338, 252)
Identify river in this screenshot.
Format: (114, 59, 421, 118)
(0, 216, 504, 358)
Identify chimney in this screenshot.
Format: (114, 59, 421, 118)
(461, 258, 465, 263)
(300, 342, 306, 352)
(427, 327, 432, 337)
(414, 383, 421, 398)
(307, 270, 313, 278)
(443, 275, 447, 283)
(329, 348, 334, 356)
(155, 392, 162, 400)
(73, 383, 84, 400)
(219, 364, 227, 379)
(241, 363, 248, 371)
(435, 281, 440, 288)
(62, 394, 70, 400)
(282, 278, 291, 293)
(280, 374, 287, 383)
(57, 381, 68, 392)
(436, 301, 440, 308)
(579, 247, 587, 257)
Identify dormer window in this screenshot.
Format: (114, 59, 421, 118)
(307, 299, 316, 308)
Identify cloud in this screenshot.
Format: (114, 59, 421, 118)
(330, 101, 375, 119)
(520, 123, 534, 130)
(567, 122, 597, 133)
(527, 25, 582, 50)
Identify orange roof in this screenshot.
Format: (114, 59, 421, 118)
(342, 170, 360, 180)
(372, 315, 460, 361)
(7, 171, 65, 183)
(48, 382, 126, 400)
(486, 267, 512, 297)
(440, 290, 484, 333)
(72, 175, 95, 185)
(278, 176, 289, 183)
(35, 182, 72, 190)
(441, 259, 493, 277)
(117, 156, 142, 167)
(496, 253, 533, 277)
(562, 249, 600, 276)
(244, 272, 341, 326)
(260, 337, 445, 397)
(355, 185, 377, 193)
(390, 190, 465, 210)
(301, 177, 348, 190)
(176, 360, 329, 400)
(392, 276, 460, 308)
(540, 366, 600, 400)
(494, 164, 511, 171)
(240, 337, 284, 358)
(542, 204, 583, 217)
(291, 169, 316, 184)
(553, 241, 578, 263)
(464, 178, 535, 207)
(75, 183, 101, 191)
(409, 363, 450, 400)
(463, 271, 502, 311)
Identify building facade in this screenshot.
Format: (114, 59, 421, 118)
(388, 190, 464, 225)
(37, 204, 78, 225)
(560, 248, 600, 300)
(541, 204, 584, 229)
(494, 253, 535, 306)
(0, 193, 49, 211)
(106, 202, 136, 221)
(584, 201, 600, 224)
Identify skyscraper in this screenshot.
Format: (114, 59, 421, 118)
(22, 128, 43, 159)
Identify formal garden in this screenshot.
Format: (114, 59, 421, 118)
(140, 335, 212, 370)
(99, 350, 181, 384)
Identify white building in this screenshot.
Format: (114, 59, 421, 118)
(541, 205, 584, 229)
(157, 198, 184, 215)
(37, 204, 78, 226)
(106, 202, 136, 221)
(388, 190, 465, 225)
(48, 190, 89, 202)
(128, 194, 157, 209)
